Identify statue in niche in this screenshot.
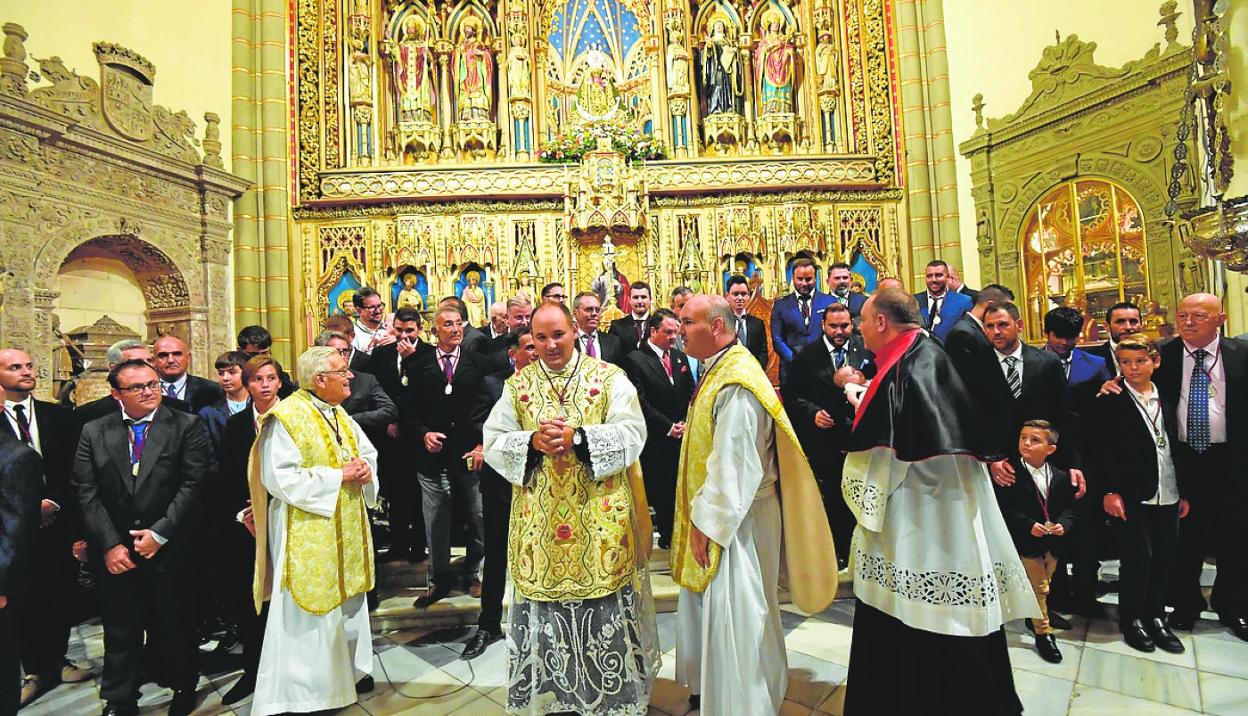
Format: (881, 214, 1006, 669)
(454, 16, 494, 121)
(702, 18, 742, 115)
(575, 50, 621, 122)
(814, 26, 839, 104)
(507, 30, 531, 99)
(396, 273, 425, 310)
(460, 270, 487, 327)
(387, 14, 436, 124)
(666, 33, 690, 95)
(754, 10, 795, 116)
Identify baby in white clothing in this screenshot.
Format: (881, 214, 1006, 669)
(833, 366, 869, 410)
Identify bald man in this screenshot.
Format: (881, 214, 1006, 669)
(153, 335, 223, 413)
(874, 277, 904, 292)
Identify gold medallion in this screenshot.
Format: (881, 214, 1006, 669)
(445, 383, 453, 395)
(1208, 384, 1217, 398)
(131, 462, 140, 477)
(401, 375, 409, 386)
(1156, 435, 1167, 449)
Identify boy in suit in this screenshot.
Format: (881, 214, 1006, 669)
(1095, 336, 1189, 654)
(997, 420, 1079, 664)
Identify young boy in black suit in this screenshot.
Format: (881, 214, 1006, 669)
(998, 419, 1079, 664)
(1095, 335, 1189, 654)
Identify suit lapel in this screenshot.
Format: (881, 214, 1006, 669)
(135, 406, 170, 489)
(1019, 347, 1040, 396)
(103, 414, 134, 491)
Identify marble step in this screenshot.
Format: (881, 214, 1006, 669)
(369, 548, 853, 633)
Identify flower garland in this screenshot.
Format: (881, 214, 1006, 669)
(537, 121, 666, 164)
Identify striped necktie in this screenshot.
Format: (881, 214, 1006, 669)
(1004, 356, 1021, 398)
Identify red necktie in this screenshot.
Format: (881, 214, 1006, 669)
(662, 351, 673, 379)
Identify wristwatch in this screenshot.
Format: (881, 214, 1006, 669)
(572, 428, 584, 446)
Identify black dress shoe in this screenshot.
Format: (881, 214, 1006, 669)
(1122, 619, 1156, 652)
(1147, 617, 1185, 654)
(414, 584, 453, 609)
(1168, 612, 1197, 631)
(356, 675, 375, 694)
(1048, 612, 1073, 631)
(100, 702, 139, 716)
(222, 673, 256, 705)
(1219, 614, 1248, 642)
(689, 694, 700, 709)
(168, 689, 198, 716)
(461, 628, 503, 660)
(1035, 633, 1063, 663)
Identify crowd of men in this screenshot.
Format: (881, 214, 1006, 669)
(0, 258, 1246, 716)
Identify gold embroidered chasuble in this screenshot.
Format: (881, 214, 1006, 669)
(505, 356, 653, 601)
(249, 390, 375, 615)
(671, 343, 838, 614)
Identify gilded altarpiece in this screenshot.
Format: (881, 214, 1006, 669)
(960, 6, 1204, 343)
(290, 0, 907, 349)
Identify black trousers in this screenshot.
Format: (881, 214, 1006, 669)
(1169, 443, 1246, 618)
(1049, 497, 1103, 604)
(378, 437, 427, 557)
(1117, 502, 1179, 624)
(640, 443, 679, 547)
(19, 526, 77, 679)
(814, 456, 854, 566)
(477, 483, 512, 633)
(221, 526, 265, 680)
(0, 594, 21, 716)
(95, 555, 197, 703)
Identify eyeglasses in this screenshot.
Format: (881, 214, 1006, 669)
(580, 307, 601, 314)
(335, 348, 352, 357)
(318, 369, 353, 378)
(118, 380, 161, 396)
(362, 304, 384, 312)
(1177, 312, 1215, 323)
(546, 293, 566, 301)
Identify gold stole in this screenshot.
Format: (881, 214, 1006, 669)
(506, 357, 652, 601)
(249, 390, 374, 615)
(671, 344, 839, 614)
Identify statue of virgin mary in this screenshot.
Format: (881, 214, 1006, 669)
(574, 49, 621, 122)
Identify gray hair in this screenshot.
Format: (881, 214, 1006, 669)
(296, 346, 340, 385)
(488, 301, 507, 318)
(313, 330, 350, 347)
(106, 338, 147, 366)
(705, 295, 737, 335)
(506, 296, 532, 311)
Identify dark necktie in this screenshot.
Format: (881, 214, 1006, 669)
(164, 382, 177, 399)
(441, 353, 455, 382)
(800, 296, 811, 322)
(928, 296, 942, 329)
(834, 347, 846, 369)
(635, 320, 644, 345)
(1004, 356, 1021, 398)
(1188, 348, 1210, 453)
(11, 404, 31, 444)
(1062, 358, 1071, 380)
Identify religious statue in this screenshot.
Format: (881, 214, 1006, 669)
(702, 19, 742, 115)
(590, 250, 629, 312)
(386, 14, 435, 124)
(754, 11, 795, 116)
(506, 29, 531, 99)
(460, 270, 487, 327)
(575, 50, 621, 122)
(337, 291, 357, 317)
(454, 16, 494, 122)
(666, 35, 691, 95)
(396, 273, 424, 310)
(814, 28, 839, 104)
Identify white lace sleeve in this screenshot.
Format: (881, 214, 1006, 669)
(483, 383, 535, 486)
(582, 372, 647, 480)
(840, 446, 909, 533)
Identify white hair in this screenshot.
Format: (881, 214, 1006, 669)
(296, 346, 339, 385)
(106, 338, 147, 365)
(489, 301, 507, 318)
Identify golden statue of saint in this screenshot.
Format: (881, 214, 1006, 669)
(396, 274, 424, 311)
(461, 270, 487, 327)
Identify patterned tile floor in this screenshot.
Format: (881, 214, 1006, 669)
(21, 564, 1248, 715)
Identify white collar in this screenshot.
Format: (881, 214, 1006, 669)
(699, 343, 734, 374)
(1125, 380, 1158, 401)
(1182, 336, 1220, 355)
(795, 291, 813, 302)
(438, 345, 461, 359)
(928, 289, 948, 300)
(823, 335, 847, 354)
(968, 312, 985, 329)
(162, 373, 188, 391)
(3, 394, 32, 411)
(121, 406, 156, 424)
(647, 340, 668, 358)
(631, 312, 650, 321)
(1022, 460, 1049, 482)
(995, 342, 1024, 363)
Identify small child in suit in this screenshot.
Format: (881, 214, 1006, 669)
(997, 419, 1079, 664)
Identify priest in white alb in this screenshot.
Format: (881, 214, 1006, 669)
(248, 346, 379, 716)
(671, 295, 839, 715)
(483, 302, 659, 715)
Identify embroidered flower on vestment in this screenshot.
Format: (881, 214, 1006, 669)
(555, 523, 573, 540)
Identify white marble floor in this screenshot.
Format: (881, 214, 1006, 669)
(19, 592, 1248, 716)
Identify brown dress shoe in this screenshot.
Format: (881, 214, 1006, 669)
(61, 660, 93, 684)
(20, 675, 44, 707)
(465, 577, 483, 599)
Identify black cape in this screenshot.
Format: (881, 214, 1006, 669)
(845, 331, 989, 462)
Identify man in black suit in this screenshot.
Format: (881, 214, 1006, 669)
(943, 284, 1016, 453)
(153, 334, 224, 412)
(324, 315, 374, 374)
(947, 264, 979, 304)
(621, 309, 694, 548)
(485, 297, 534, 370)
(0, 348, 94, 705)
(74, 359, 211, 716)
(780, 303, 873, 567)
(1153, 294, 1248, 638)
(215, 355, 284, 704)
(75, 340, 192, 429)
(461, 327, 537, 661)
(572, 291, 626, 364)
(607, 281, 653, 351)
(237, 325, 298, 398)
(726, 275, 769, 367)
(369, 308, 431, 563)
(0, 431, 41, 715)
(407, 306, 488, 608)
(1086, 302, 1143, 376)
(439, 296, 492, 356)
(827, 262, 867, 320)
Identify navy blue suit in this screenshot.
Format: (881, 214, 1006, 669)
(770, 290, 834, 379)
(1065, 348, 1111, 389)
(914, 290, 973, 342)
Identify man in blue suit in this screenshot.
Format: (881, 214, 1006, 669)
(827, 261, 867, 320)
(771, 258, 834, 381)
(1043, 306, 1113, 619)
(914, 260, 973, 342)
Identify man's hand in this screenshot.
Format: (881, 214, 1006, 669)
(814, 410, 836, 429)
(0, 595, 6, 609)
(1069, 469, 1087, 499)
(386, 423, 401, 440)
(105, 544, 136, 573)
(1049, 522, 1065, 536)
(1179, 499, 1191, 519)
(129, 529, 163, 559)
(72, 540, 88, 563)
(1030, 522, 1049, 537)
(990, 459, 1016, 487)
(241, 506, 257, 537)
(690, 525, 712, 568)
(533, 419, 571, 456)
(396, 338, 417, 358)
(368, 330, 397, 350)
(39, 499, 58, 528)
(341, 457, 372, 485)
(463, 445, 484, 471)
(1097, 376, 1124, 397)
(424, 431, 447, 453)
(1104, 493, 1126, 521)
(668, 422, 686, 439)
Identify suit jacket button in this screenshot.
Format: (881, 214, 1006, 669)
(133, 520, 141, 526)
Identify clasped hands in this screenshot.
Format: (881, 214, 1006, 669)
(105, 529, 164, 574)
(531, 417, 576, 457)
(341, 457, 373, 486)
(1029, 521, 1066, 537)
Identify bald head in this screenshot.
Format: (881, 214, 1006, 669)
(1176, 292, 1226, 347)
(152, 334, 190, 381)
(876, 277, 904, 292)
(0, 348, 36, 399)
(860, 287, 922, 354)
(679, 295, 736, 360)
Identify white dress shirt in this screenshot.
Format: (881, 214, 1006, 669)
(161, 373, 188, 400)
(437, 345, 462, 376)
(927, 291, 948, 328)
(1177, 337, 1226, 444)
(3, 395, 41, 455)
(1125, 381, 1180, 505)
(1022, 460, 1050, 498)
(995, 342, 1025, 385)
